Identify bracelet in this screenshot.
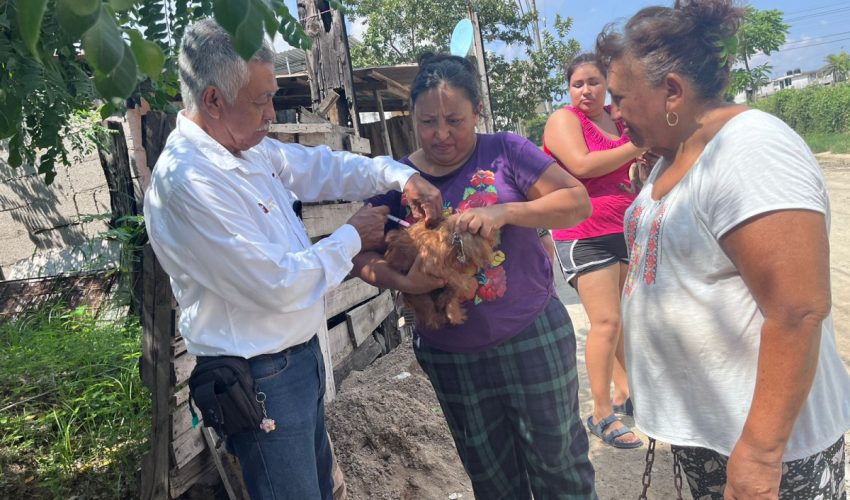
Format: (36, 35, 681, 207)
(536, 228, 550, 238)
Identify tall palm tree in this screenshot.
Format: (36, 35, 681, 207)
(825, 52, 850, 84)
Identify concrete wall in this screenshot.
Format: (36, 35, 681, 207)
(0, 115, 146, 280)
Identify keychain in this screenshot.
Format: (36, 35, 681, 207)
(256, 391, 276, 433)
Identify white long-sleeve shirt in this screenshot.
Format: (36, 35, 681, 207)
(144, 113, 415, 358)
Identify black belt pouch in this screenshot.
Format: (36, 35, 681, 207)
(188, 356, 264, 437)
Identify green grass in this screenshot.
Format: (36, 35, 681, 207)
(803, 132, 850, 154)
(0, 304, 150, 498)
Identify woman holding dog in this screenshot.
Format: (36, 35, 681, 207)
(598, 0, 850, 497)
(542, 53, 646, 450)
(353, 53, 597, 498)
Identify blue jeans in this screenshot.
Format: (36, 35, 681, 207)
(227, 335, 333, 499)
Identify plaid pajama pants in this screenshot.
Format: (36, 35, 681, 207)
(414, 297, 596, 499)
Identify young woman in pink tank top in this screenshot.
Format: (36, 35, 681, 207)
(543, 53, 646, 449)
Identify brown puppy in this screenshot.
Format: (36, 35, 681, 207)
(384, 214, 496, 329)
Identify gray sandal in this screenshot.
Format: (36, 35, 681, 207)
(586, 414, 642, 449)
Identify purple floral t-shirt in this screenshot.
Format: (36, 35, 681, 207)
(368, 132, 557, 353)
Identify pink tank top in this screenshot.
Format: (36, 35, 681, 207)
(543, 105, 636, 241)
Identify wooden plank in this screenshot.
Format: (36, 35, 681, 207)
(346, 134, 372, 155)
(332, 335, 383, 387)
(302, 201, 361, 239)
(317, 320, 337, 403)
(173, 385, 190, 408)
(172, 423, 206, 470)
(346, 289, 394, 347)
(201, 427, 241, 500)
(172, 401, 195, 440)
(325, 277, 379, 318)
(327, 322, 352, 362)
(315, 91, 341, 118)
(172, 336, 186, 357)
(140, 245, 176, 500)
(269, 122, 336, 134)
(374, 90, 393, 157)
(368, 70, 410, 99)
(298, 131, 345, 151)
(172, 352, 196, 387)
(169, 449, 216, 498)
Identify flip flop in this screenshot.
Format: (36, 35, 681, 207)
(586, 414, 642, 449)
(613, 398, 634, 417)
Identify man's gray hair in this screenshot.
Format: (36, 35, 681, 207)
(178, 18, 275, 113)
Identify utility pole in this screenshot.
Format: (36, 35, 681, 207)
(527, 0, 552, 114)
(468, 2, 495, 133)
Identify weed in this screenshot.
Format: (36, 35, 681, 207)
(0, 303, 150, 498)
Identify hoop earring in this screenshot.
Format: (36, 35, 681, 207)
(666, 112, 679, 127)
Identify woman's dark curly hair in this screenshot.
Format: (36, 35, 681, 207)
(596, 0, 744, 101)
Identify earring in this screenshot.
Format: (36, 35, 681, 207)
(666, 111, 679, 127)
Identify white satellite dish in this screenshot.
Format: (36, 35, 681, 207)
(450, 19, 474, 57)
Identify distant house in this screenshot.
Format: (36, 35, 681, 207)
(733, 65, 837, 103)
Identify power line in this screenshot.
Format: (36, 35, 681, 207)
(781, 30, 850, 48)
(777, 37, 850, 52)
(786, 7, 850, 23)
(785, 1, 850, 17)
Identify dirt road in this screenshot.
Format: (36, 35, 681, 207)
(329, 154, 850, 499)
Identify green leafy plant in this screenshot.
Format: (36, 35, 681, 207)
(725, 7, 789, 101)
(752, 84, 850, 136)
(0, 304, 149, 497)
(825, 51, 850, 84)
(2, 0, 317, 183)
(347, 0, 579, 131)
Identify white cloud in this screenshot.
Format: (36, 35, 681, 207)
(347, 17, 368, 42)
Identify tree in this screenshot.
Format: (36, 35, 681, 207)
(347, 0, 579, 131)
(726, 7, 789, 102)
(1, 0, 330, 183)
(825, 51, 850, 84)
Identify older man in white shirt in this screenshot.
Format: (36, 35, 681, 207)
(144, 18, 442, 500)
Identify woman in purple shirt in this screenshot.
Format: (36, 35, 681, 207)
(353, 53, 596, 498)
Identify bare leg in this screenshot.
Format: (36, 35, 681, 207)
(612, 262, 630, 406)
(575, 262, 639, 446)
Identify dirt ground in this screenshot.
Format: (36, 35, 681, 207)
(326, 154, 850, 500)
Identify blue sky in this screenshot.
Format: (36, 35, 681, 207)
(533, 0, 850, 78)
(278, 1, 850, 79)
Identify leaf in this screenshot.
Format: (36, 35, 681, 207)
(0, 93, 22, 139)
(56, 0, 101, 38)
(128, 29, 165, 81)
(81, 7, 126, 74)
(64, 0, 101, 17)
(99, 101, 118, 119)
(233, 1, 266, 60)
(17, 0, 48, 61)
(94, 43, 138, 99)
(108, 0, 137, 11)
(8, 135, 23, 168)
(262, 5, 280, 39)
(214, 0, 265, 60)
(212, 0, 248, 35)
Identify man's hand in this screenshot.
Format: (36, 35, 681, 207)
(399, 254, 446, 294)
(347, 204, 390, 252)
(403, 174, 443, 226)
(724, 440, 782, 499)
